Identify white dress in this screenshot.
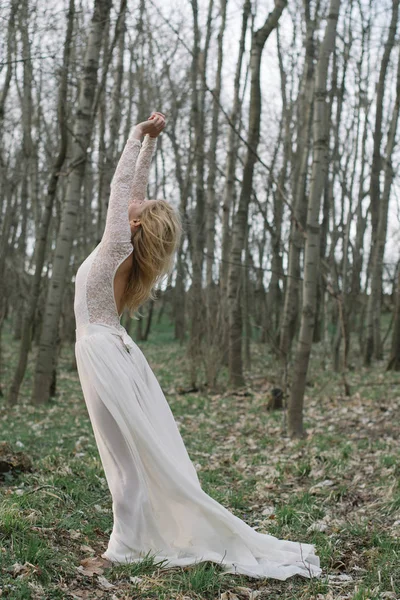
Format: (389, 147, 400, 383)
(73, 132, 323, 581)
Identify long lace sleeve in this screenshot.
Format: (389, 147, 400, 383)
(129, 134, 157, 206)
(102, 135, 142, 244)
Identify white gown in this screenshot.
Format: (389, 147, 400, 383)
(73, 132, 323, 581)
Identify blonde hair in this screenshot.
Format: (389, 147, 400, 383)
(122, 200, 182, 315)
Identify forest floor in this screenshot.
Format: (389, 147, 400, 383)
(0, 319, 399, 600)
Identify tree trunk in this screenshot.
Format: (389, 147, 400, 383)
(166, 68, 191, 345)
(187, 0, 213, 386)
(288, 0, 341, 438)
(219, 0, 250, 363)
(204, 0, 227, 386)
(31, 0, 112, 404)
(206, 0, 227, 291)
(228, 0, 287, 387)
(279, 0, 317, 361)
(8, 0, 75, 405)
(364, 0, 399, 363)
(365, 43, 400, 365)
(387, 265, 400, 371)
(369, 0, 399, 245)
(96, 2, 127, 243)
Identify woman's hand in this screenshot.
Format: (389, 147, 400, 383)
(147, 111, 166, 137)
(134, 112, 166, 139)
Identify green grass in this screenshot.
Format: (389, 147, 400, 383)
(1, 316, 400, 599)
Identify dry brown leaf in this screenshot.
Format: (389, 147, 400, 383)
(76, 556, 107, 576)
(7, 561, 41, 579)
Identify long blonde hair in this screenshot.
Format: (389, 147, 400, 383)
(122, 200, 182, 315)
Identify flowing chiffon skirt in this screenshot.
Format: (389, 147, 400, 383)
(75, 322, 322, 580)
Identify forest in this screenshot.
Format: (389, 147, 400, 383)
(1, 0, 400, 433)
(1, 0, 400, 598)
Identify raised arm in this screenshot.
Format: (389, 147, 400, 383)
(102, 112, 165, 245)
(129, 134, 157, 206)
(102, 130, 142, 244)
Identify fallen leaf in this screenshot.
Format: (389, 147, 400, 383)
(307, 520, 328, 532)
(328, 572, 353, 583)
(7, 561, 40, 579)
(68, 529, 81, 539)
(80, 544, 95, 553)
(261, 506, 274, 516)
(97, 575, 115, 590)
(76, 556, 107, 576)
(309, 479, 335, 493)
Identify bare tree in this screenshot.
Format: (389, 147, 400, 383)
(279, 0, 318, 362)
(288, 0, 341, 438)
(364, 0, 399, 364)
(31, 0, 112, 404)
(187, 0, 214, 387)
(365, 43, 400, 366)
(0, 0, 19, 391)
(227, 0, 287, 387)
(387, 263, 400, 371)
(7, 0, 75, 406)
(204, 0, 227, 387)
(219, 0, 250, 363)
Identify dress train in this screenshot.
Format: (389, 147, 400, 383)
(75, 323, 322, 581)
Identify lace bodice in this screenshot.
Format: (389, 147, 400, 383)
(74, 132, 157, 331)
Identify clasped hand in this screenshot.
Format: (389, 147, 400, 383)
(135, 111, 166, 139)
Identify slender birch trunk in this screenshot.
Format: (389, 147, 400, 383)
(228, 0, 287, 386)
(364, 0, 399, 362)
(97, 3, 126, 241)
(206, 0, 227, 291)
(219, 0, 250, 362)
(387, 264, 400, 371)
(204, 0, 227, 386)
(165, 67, 192, 343)
(0, 0, 18, 390)
(188, 0, 213, 386)
(365, 44, 400, 365)
(369, 0, 399, 245)
(279, 0, 317, 361)
(340, 16, 370, 362)
(288, 0, 341, 438)
(7, 0, 75, 405)
(32, 0, 112, 404)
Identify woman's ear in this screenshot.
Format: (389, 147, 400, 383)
(130, 219, 141, 234)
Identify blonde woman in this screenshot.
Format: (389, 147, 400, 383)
(74, 111, 322, 580)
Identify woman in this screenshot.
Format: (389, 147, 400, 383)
(74, 111, 322, 580)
